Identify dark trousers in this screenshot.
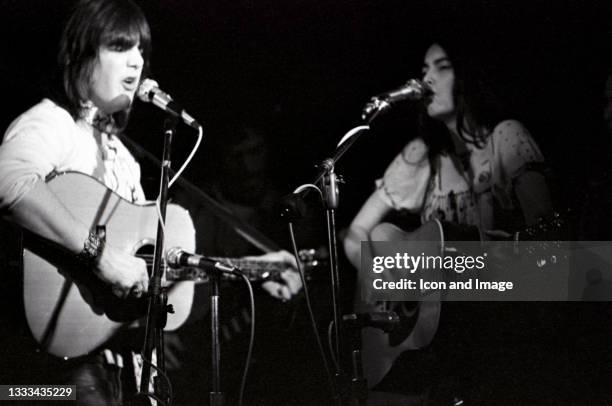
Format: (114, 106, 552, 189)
(2, 352, 129, 406)
(61, 356, 124, 406)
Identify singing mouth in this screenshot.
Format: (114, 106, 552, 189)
(122, 77, 138, 91)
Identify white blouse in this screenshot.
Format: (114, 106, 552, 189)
(374, 119, 545, 232)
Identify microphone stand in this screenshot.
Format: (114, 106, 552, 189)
(281, 107, 383, 405)
(342, 312, 400, 406)
(135, 117, 178, 406)
(342, 314, 368, 406)
(209, 267, 224, 406)
(322, 159, 345, 405)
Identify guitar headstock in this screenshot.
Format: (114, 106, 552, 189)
(242, 247, 328, 282)
(521, 210, 571, 241)
(297, 247, 328, 272)
(519, 210, 571, 268)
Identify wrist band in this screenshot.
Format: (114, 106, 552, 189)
(76, 228, 105, 266)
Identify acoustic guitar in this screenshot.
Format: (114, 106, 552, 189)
(358, 215, 567, 388)
(22, 172, 314, 358)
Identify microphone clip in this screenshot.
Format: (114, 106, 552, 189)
(362, 98, 391, 121)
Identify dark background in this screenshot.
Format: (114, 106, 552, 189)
(0, 0, 610, 405)
(1, 0, 610, 217)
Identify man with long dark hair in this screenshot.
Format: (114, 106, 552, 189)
(0, 1, 299, 403)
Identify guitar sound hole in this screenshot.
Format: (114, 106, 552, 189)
(134, 243, 156, 277)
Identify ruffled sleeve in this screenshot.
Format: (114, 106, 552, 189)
(374, 138, 431, 212)
(490, 119, 546, 209)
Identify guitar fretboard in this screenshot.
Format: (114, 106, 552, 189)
(165, 258, 288, 283)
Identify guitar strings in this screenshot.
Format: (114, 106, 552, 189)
(134, 255, 286, 283)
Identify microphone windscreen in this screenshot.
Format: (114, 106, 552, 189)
(137, 78, 158, 103)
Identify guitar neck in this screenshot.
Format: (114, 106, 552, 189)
(165, 257, 286, 284)
(211, 257, 285, 273)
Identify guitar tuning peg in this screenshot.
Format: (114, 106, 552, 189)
(165, 304, 175, 314)
(298, 248, 315, 261)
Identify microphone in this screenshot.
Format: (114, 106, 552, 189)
(137, 78, 201, 129)
(373, 79, 430, 104)
(166, 247, 238, 275)
(362, 79, 430, 120)
(342, 311, 400, 333)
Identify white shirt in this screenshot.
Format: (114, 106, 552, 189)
(0, 99, 145, 209)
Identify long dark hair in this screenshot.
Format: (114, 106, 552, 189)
(49, 0, 151, 126)
(418, 38, 506, 155)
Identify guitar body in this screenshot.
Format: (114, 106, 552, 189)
(23, 173, 196, 358)
(359, 214, 564, 388)
(358, 221, 448, 389)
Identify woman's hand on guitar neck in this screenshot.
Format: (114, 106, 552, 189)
(95, 245, 149, 299)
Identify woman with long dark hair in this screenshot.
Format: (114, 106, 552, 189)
(344, 40, 552, 269)
(343, 40, 554, 402)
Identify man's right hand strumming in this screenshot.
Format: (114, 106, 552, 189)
(5, 183, 149, 300)
(95, 246, 149, 299)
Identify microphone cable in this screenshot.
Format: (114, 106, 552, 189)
(237, 272, 256, 406)
(288, 220, 337, 399)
